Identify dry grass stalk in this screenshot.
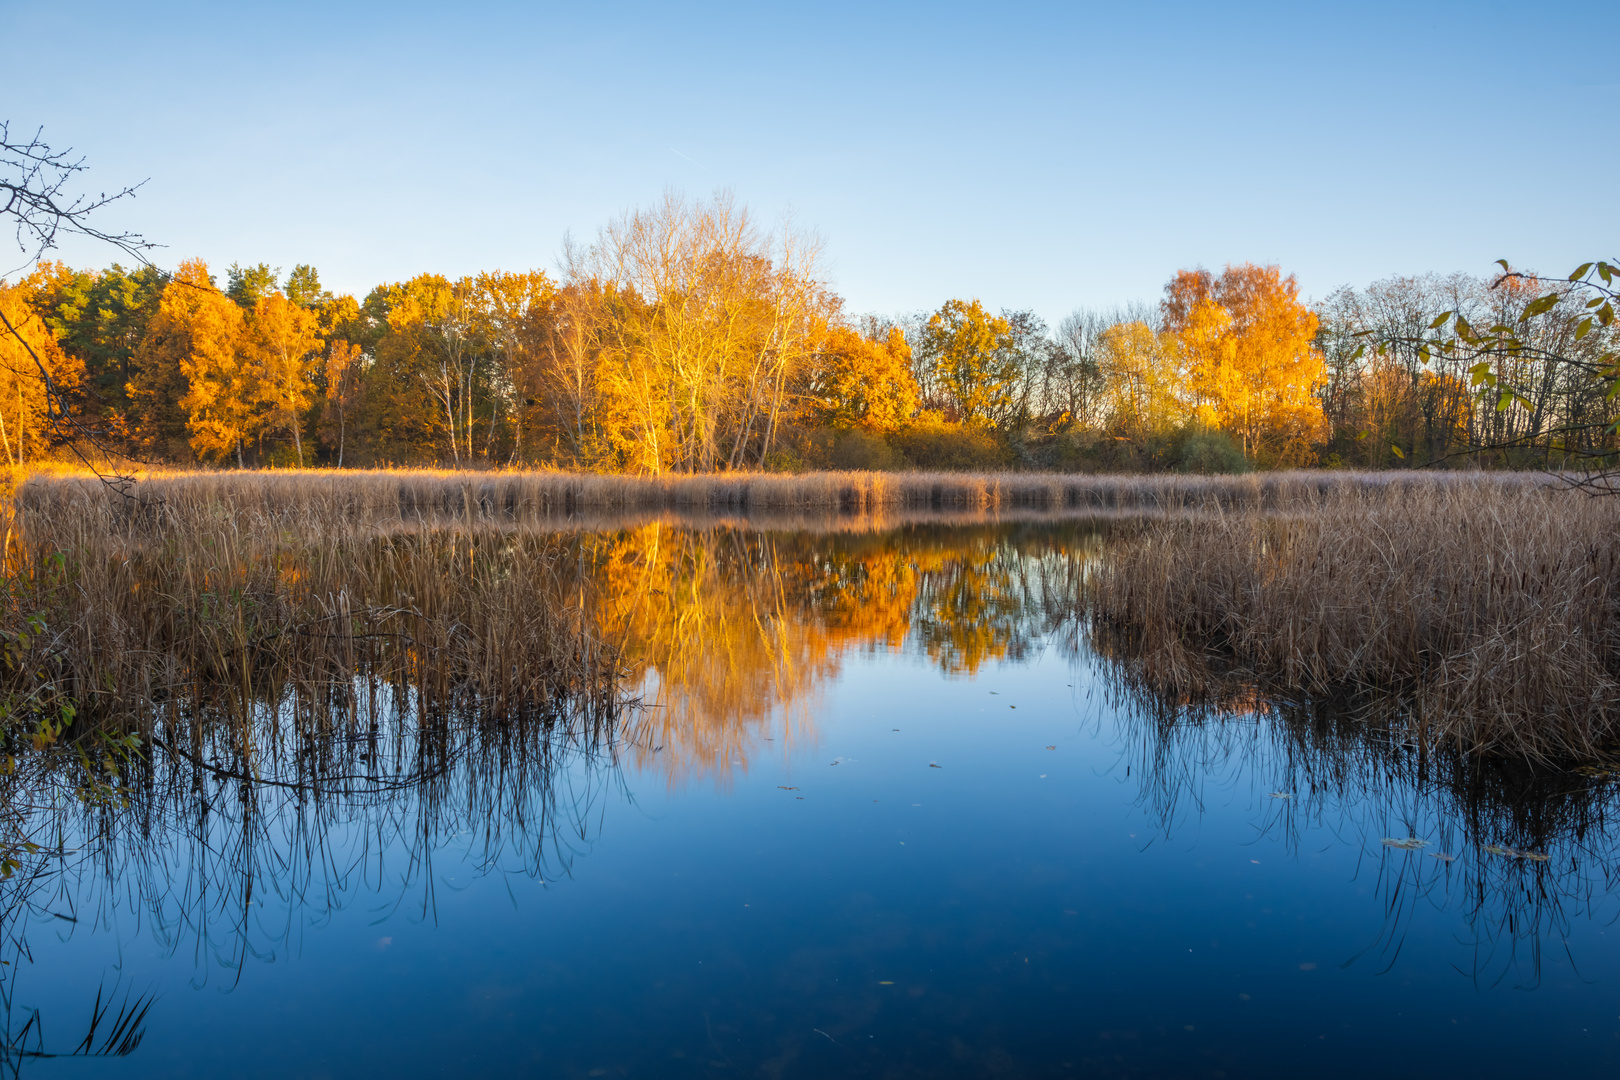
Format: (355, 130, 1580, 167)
(1, 474, 620, 745)
(16, 466, 1567, 527)
(1089, 474, 1620, 761)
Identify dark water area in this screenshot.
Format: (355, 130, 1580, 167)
(9, 522, 1620, 1077)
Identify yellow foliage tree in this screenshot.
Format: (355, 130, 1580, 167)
(1164, 264, 1325, 461)
(320, 339, 365, 467)
(568, 191, 832, 474)
(918, 298, 1018, 426)
(247, 292, 321, 465)
(1096, 320, 1184, 443)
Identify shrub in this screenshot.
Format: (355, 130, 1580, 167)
(1176, 430, 1249, 474)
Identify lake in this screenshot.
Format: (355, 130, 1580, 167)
(10, 520, 1620, 1077)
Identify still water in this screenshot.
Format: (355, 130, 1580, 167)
(11, 522, 1620, 1077)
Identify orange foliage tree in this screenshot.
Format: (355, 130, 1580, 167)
(799, 325, 918, 433)
(0, 271, 81, 465)
(1163, 264, 1325, 462)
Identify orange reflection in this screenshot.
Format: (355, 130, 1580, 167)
(579, 523, 1101, 786)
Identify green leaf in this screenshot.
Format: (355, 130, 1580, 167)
(1349, 344, 1365, 361)
(1601, 302, 1614, 327)
(1577, 318, 1594, 340)
(1495, 259, 1511, 272)
(1390, 444, 1405, 459)
(1571, 262, 1594, 281)
(1429, 312, 1453, 330)
(1497, 392, 1514, 412)
(1522, 293, 1562, 319)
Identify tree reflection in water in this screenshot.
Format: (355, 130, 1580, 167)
(588, 522, 1097, 786)
(2, 517, 1618, 1068)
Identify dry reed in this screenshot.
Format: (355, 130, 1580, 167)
(1089, 474, 1620, 761)
(18, 467, 1565, 529)
(1, 473, 621, 742)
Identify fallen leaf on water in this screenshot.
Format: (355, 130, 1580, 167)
(1430, 853, 1457, 862)
(928, 763, 943, 768)
(1045, 745, 1057, 751)
(1268, 792, 1291, 800)
(777, 786, 799, 790)
(1520, 850, 1551, 862)
(1382, 837, 1429, 850)
(1483, 844, 1515, 857)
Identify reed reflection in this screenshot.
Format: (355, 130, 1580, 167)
(0, 691, 623, 1070)
(1096, 637, 1620, 991)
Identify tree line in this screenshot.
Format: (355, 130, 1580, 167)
(1, 192, 1613, 473)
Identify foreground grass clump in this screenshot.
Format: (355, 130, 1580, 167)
(2, 474, 620, 740)
(1090, 475, 1620, 761)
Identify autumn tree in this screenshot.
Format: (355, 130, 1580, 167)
(375, 274, 485, 464)
(0, 272, 81, 464)
(476, 269, 556, 463)
(567, 191, 832, 473)
(1096, 320, 1183, 446)
(800, 325, 917, 432)
(160, 262, 256, 464)
(1163, 264, 1325, 462)
(319, 339, 364, 467)
(916, 299, 1019, 426)
(246, 292, 321, 465)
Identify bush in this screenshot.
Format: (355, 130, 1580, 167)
(1176, 430, 1249, 474)
(889, 417, 1011, 471)
(826, 428, 905, 470)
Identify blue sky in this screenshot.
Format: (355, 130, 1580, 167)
(5, 0, 1615, 323)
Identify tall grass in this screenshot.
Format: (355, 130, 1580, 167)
(1, 472, 620, 741)
(1089, 475, 1620, 761)
(9, 466, 1615, 765)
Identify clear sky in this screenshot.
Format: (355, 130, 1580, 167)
(5, 0, 1615, 324)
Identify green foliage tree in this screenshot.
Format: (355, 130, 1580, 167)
(226, 262, 279, 308)
(32, 260, 168, 406)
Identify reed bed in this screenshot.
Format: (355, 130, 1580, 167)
(1089, 475, 1620, 762)
(0, 476, 621, 742)
(17, 467, 1564, 530)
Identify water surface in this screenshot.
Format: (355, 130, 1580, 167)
(10, 522, 1620, 1077)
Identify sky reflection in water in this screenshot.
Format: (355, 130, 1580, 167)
(10, 522, 1620, 1077)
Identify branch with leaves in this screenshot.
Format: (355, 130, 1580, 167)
(1351, 258, 1620, 485)
(1, 122, 159, 493)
